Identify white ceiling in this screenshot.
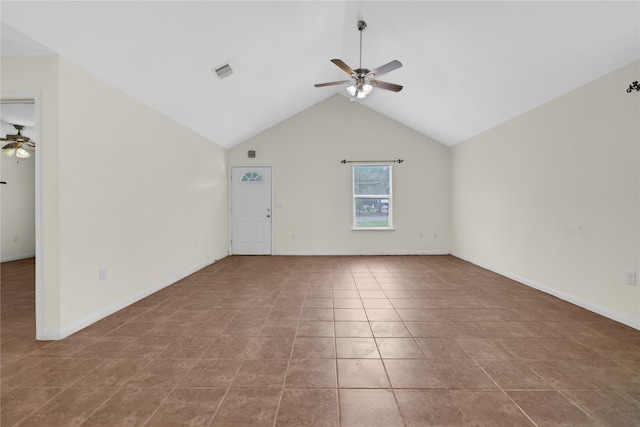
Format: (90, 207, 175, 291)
(1, 1, 639, 149)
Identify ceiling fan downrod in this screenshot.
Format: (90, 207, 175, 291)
(358, 20, 366, 71)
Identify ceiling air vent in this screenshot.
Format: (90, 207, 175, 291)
(212, 63, 233, 79)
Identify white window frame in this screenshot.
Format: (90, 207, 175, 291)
(352, 163, 393, 230)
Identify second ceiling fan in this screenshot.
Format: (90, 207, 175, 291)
(2, 124, 36, 159)
(315, 20, 403, 100)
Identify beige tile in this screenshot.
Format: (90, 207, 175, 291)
(396, 308, 434, 321)
(145, 388, 226, 426)
(246, 336, 295, 359)
(395, 389, 467, 426)
(20, 358, 103, 387)
(362, 299, 393, 308)
(116, 336, 175, 357)
(365, 308, 402, 321)
(181, 359, 243, 387)
(335, 322, 373, 337)
(0, 387, 64, 427)
(232, 359, 288, 388)
(333, 298, 363, 308)
(332, 290, 360, 299)
(69, 337, 134, 358)
(74, 358, 152, 387)
(297, 321, 335, 337)
(337, 359, 390, 388)
(1, 357, 62, 387)
(80, 387, 170, 426)
(292, 337, 336, 358)
(159, 336, 215, 358)
(477, 360, 551, 390)
(384, 359, 444, 388)
(202, 336, 254, 358)
(370, 322, 412, 338)
(303, 298, 333, 308)
(336, 337, 380, 358)
(285, 358, 337, 388)
(339, 389, 403, 427)
(124, 358, 196, 387)
(434, 359, 498, 389)
(14, 387, 117, 427)
(334, 308, 368, 321)
(414, 337, 471, 359)
(376, 337, 425, 358)
(563, 390, 640, 427)
(450, 390, 535, 426)
(275, 389, 339, 427)
(210, 388, 281, 427)
(106, 321, 157, 337)
(457, 338, 516, 360)
(358, 290, 387, 299)
(508, 391, 599, 427)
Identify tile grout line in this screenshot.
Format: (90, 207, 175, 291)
(271, 267, 310, 427)
(372, 266, 410, 427)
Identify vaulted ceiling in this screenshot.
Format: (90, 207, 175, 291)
(2, 1, 639, 148)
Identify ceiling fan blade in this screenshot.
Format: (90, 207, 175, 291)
(367, 60, 403, 78)
(372, 80, 403, 92)
(331, 59, 355, 76)
(25, 141, 36, 147)
(314, 80, 349, 88)
(2, 142, 16, 150)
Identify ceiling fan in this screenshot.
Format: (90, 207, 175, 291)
(315, 20, 403, 101)
(2, 124, 36, 159)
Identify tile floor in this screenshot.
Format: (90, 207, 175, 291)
(1, 255, 640, 426)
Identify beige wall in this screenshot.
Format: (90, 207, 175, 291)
(2, 55, 61, 335)
(2, 56, 229, 338)
(229, 95, 451, 255)
(452, 60, 640, 328)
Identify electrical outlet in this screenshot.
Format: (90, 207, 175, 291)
(626, 272, 637, 286)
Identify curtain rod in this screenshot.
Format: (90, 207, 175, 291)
(340, 159, 404, 164)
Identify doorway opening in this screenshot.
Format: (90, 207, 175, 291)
(1, 92, 44, 340)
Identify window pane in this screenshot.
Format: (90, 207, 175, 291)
(354, 165, 390, 196)
(354, 197, 389, 227)
(240, 172, 263, 182)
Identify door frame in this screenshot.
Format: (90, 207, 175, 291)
(228, 165, 274, 255)
(1, 90, 44, 340)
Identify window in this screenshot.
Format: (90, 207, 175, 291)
(240, 171, 263, 182)
(352, 164, 393, 229)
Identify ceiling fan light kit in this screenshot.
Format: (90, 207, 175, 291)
(1, 124, 35, 159)
(315, 20, 403, 101)
(3, 146, 31, 159)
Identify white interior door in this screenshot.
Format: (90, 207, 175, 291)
(231, 166, 272, 255)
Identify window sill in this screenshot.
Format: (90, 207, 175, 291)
(352, 227, 395, 231)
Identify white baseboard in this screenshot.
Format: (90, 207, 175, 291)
(274, 250, 451, 256)
(54, 257, 218, 340)
(1, 252, 36, 263)
(451, 251, 640, 331)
